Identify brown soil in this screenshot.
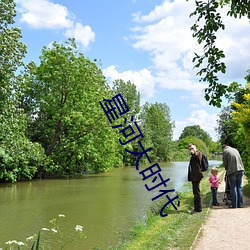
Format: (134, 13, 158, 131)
(192, 174, 250, 250)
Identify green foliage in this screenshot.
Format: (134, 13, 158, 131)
(231, 79, 250, 177)
(112, 79, 141, 117)
(179, 125, 212, 146)
(111, 79, 141, 166)
(139, 102, 174, 162)
(0, 0, 48, 182)
(216, 72, 250, 177)
(216, 106, 240, 147)
(209, 141, 222, 154)
(189, 0, 250, 107)
(23, 39, 121, 175)
(0, 0, 27, 109)
(178, 136, 209, 155)
(0, 108, 50, 182)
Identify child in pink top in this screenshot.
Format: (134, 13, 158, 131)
(209, 168, 220, 206)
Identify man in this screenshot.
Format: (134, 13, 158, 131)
(222, 144, 244, 208)
(188, 143, 204, 214)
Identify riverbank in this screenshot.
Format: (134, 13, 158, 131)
(110, 168, 225, 249)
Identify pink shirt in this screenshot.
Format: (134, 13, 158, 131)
(209, 175, 219, 188)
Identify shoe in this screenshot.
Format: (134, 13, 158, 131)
(190, 209, 201, 214)
(228, 205, 236, 208)
(212, 203, 220, 206)
(238, 205, 243, 208)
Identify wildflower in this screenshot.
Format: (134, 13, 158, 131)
(75, 225, 83, 232)
(26, 236, 34, 241)
(6, 240, 17, 245)
(42, 228, 50, 231)
(51, 228, 58, 233)
(17, 241, 25, 246)
(58, 214, 65, 217)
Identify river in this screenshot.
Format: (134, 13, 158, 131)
(0, 159, 222, 249)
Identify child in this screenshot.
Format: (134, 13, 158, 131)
(209, 168, 220, 206)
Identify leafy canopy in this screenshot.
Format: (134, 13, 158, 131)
(189, 0, 250, 107)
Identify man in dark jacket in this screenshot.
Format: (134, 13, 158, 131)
(188, 143, 203, 214)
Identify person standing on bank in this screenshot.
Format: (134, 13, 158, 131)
(222, 144, 244, 208)
(188, 143, 203, 214)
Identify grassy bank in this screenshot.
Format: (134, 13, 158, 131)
(110, 168, 225, 250)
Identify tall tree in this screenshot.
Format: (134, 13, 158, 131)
(179, 125, 212, 146)
(139, 102, 174, 162)
(112, 79, 140, 118)
(0, 0, 47, 182)
(231, 76, 250, 176)
(178, 136, 209, 156)
(0, 0, 27, 109)
(24, 39, 121, 175)
(216, 106, 240, 147)
(111, 79, 141, 166)
(190, 0, 250, 107)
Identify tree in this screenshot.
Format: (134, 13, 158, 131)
(0, 0, 27, 109)
(231, 80, 250, 176)
(216, 72, 250, 149)
(112, 79, 140, 118)
(0, 0, 48, 182)
(190, 0, 250, 107)
(24, 39, 121, 175)
(179, 125, 212, 146)
(216, 106, 239, 146)
(111, 79, 141, 166)
(139, 102, 174, 162)
(178, 136, 209, 156)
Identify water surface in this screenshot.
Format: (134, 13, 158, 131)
(0, 159, 221, 249)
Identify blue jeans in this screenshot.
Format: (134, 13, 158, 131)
(211, 187, 218, 205)
(228, 170, 244, 208)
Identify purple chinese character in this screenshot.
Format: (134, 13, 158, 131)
(99, 93, 129, 123)
(112, 93, 129, 115)
(160, 195, 180, 217)
(125, 140, 152, 170)
(112, 116, 144, 145)
(144, 172, 171, 191)
(151, 188, 176, 201)
(139, 163, 161, 180)
(99, 99, 119, 124)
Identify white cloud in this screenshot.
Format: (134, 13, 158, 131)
(130, 0, 250, 94)
(173, 110, 219, 141)
(16, 0, 95, 49)
(16, 0, 73, 29)
(65, 22, 95, 48)
(103, 65, 155, 103)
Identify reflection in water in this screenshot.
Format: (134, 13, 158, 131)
(0, 160, 222, 249)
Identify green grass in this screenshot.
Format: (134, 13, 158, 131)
(110, 170, 226, 250)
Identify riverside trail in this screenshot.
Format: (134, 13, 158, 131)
(192, 172, 250, 250)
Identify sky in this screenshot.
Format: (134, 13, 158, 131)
(14, 0, 250, 141)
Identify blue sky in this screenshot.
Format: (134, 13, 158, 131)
(14, 0, 250, 141)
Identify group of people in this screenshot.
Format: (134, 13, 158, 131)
(188, 143, 244, 214)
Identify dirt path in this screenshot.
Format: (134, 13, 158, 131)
(192, 173, 250, 250)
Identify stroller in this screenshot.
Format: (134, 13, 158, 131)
(223, 172, 232, 205)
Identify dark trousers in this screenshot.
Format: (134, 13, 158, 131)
(211, 187, 218, 205)
(228, 170, 244, 208)
(192, 181, 202, 212)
